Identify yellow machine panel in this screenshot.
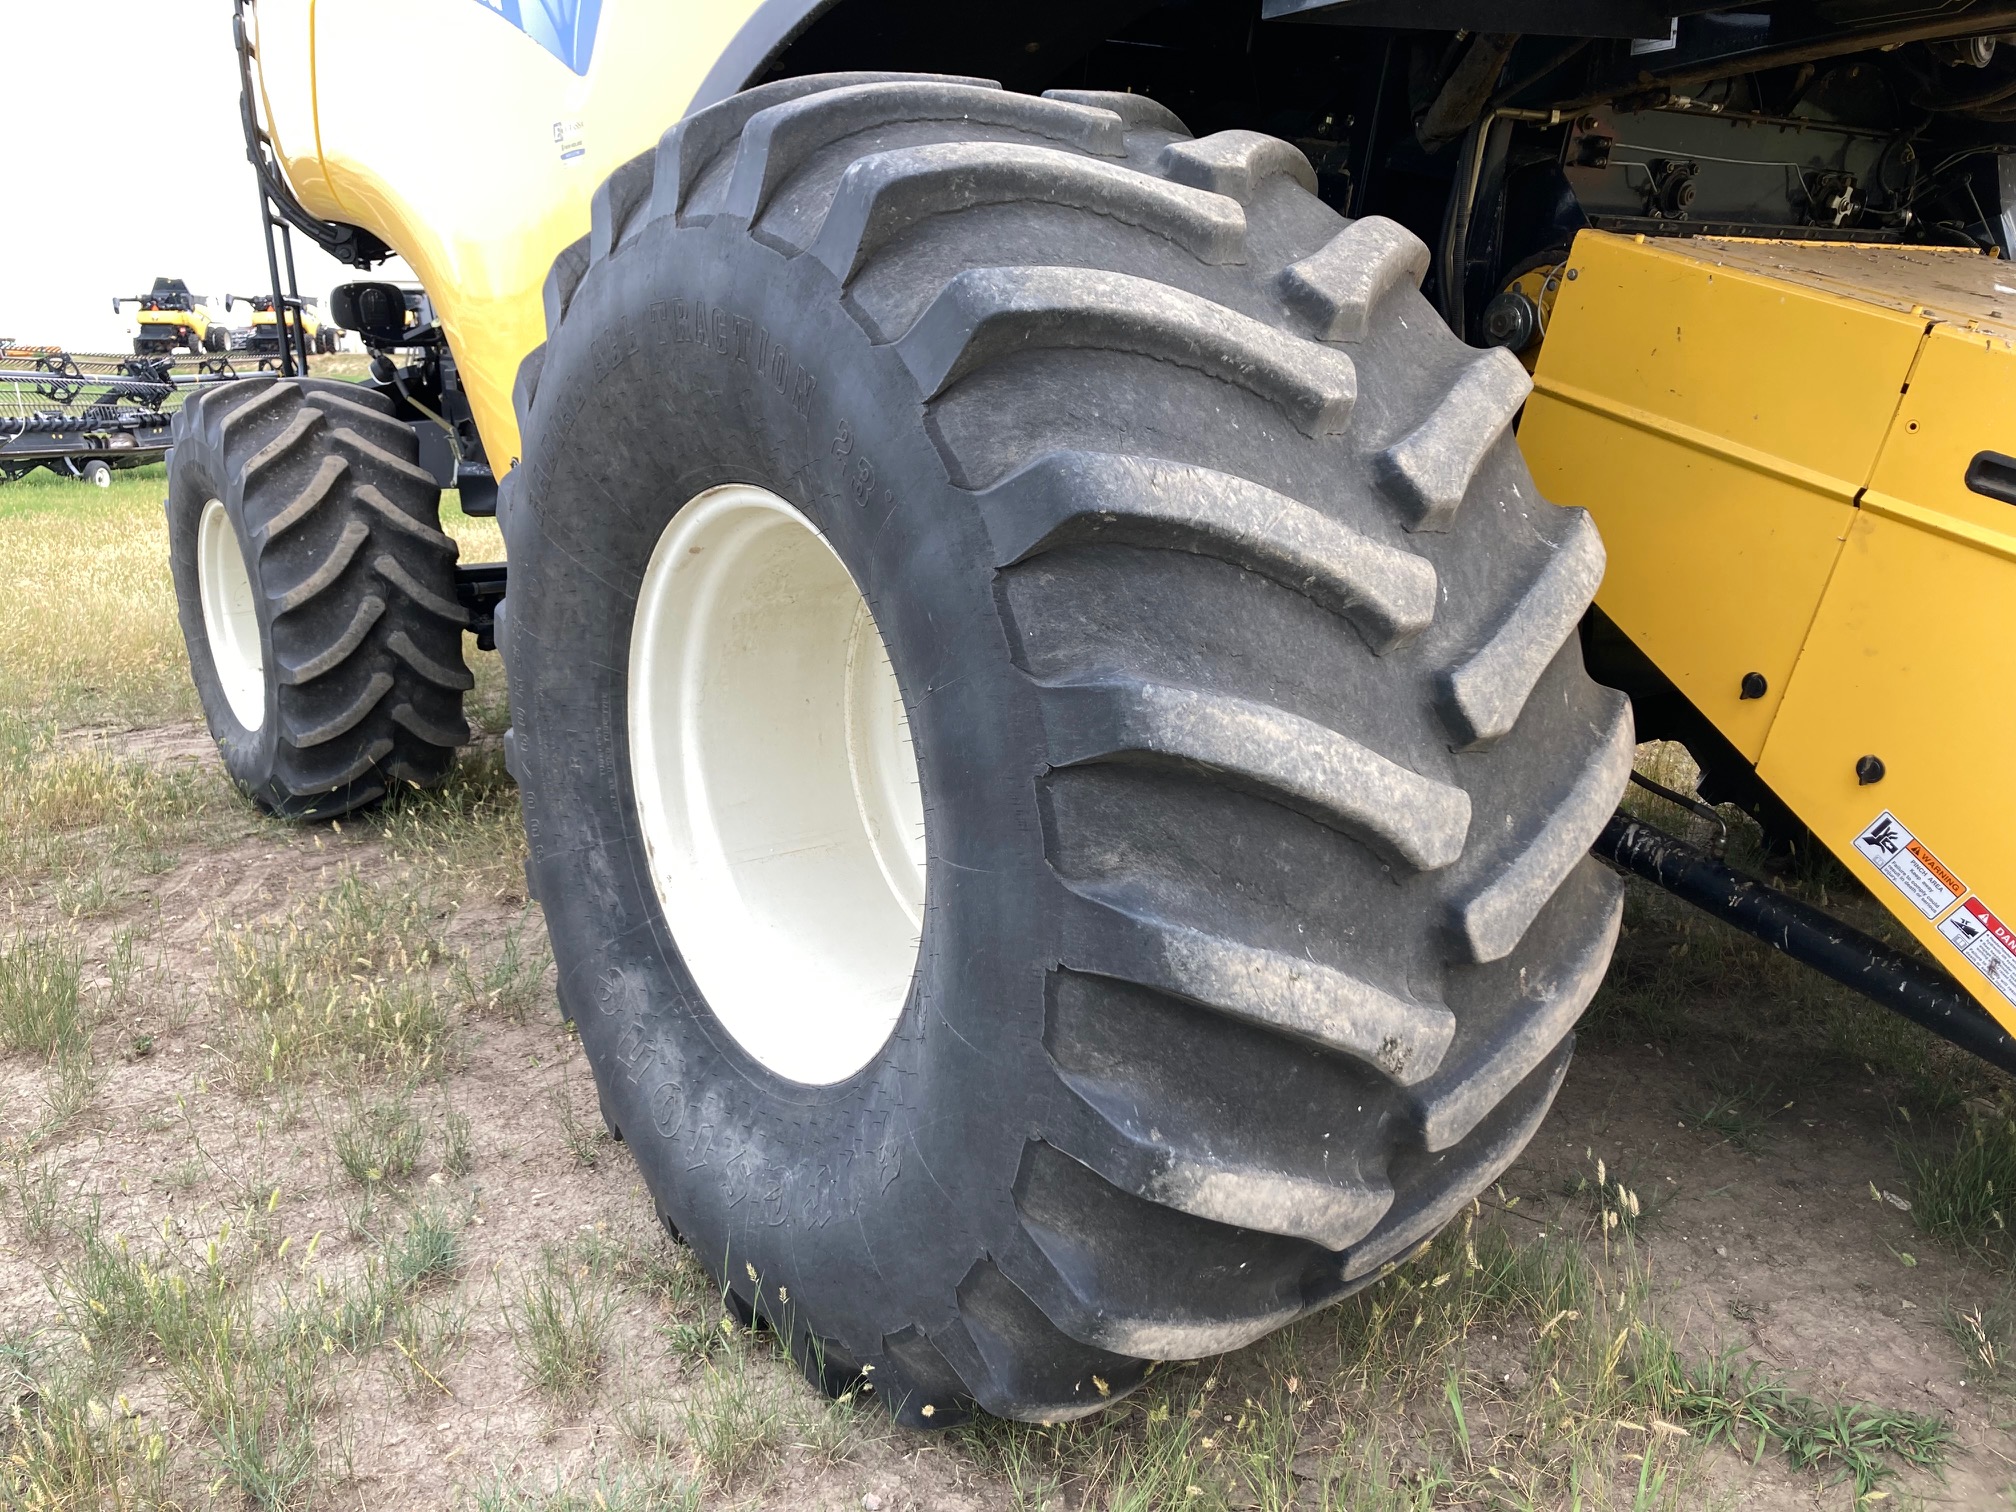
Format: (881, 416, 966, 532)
(249, 0, 769, 470)
(1523, 232, 2016, 1026)
(1516, 231, 1925, 762)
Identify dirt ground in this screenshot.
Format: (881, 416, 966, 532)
(0, 714, 2010, 1509)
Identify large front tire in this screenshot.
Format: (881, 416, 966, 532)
(168, 378, 471, 818)
(504, 74, 1630, 1424)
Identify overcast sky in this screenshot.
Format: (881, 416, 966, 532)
(0, 2, 410, 354)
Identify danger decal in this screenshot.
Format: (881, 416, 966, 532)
(1939, 897, 2016, 1008)
(1854, 811, 1967, 921)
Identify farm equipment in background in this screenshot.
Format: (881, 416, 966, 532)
(227, 291, 337, 361)
(167, 0, 2016, 1428)
(113, 278, 228, 355)
(0, 350, 232, 485)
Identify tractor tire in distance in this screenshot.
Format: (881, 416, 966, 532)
(80, 459, 112, 489)
(504, 74, 1631, 1425)
(205, 325, 230, 355)
(167, 376, 472, 818)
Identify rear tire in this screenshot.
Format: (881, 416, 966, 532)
(504, 74, 1629, 1423)
(167, 377, 471, 818)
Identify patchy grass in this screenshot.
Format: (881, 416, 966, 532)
(683, 1332, 790, 1488)
(508, 1245, 617, 1403)
(440, 1103, 475, 1176)
(470, 1459, 701, 1512)
(332, 1087, 426, 1189)
(452, 920, 551, 1022)
(7, 1151, 63, 1243)
(384, 1201, 464, 1291)
(1643, 1347, 1951, 1500)
(946, 1190, 1954, 1512)
(1944, 1294, 2016, 1393)
(1562, 1157, 1664, 1240)
(212, 871, 451, 1087)
(0, 929, 86, 1057)
(52, 1215, 331, 1508)
(0, 928, 103, 1134)
(372, 745, 527, 903)
(0, 710, 222, 899)
(25, 1153, 488, 1504)
(552, 1071, 611, 1169)
(0, 1345, 175, 1509)
(1683, 1077, 1783, 1155)
(1903, 1099, 2016, 1262)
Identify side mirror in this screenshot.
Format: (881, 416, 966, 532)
(330, 282, 412, 347)
(225, 294, 236, 312)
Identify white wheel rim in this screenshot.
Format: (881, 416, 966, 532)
(87, 464, 109, 487)
(628, 484, 926, 1085)
(197, 498, 266, 731)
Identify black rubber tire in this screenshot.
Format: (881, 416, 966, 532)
(80, 459, 112, 489)
(167, 377, 471, 818)
(502, 74, 1631, 1425)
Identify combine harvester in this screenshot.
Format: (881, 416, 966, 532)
(226, 291, 338, 360)
(112, 277, 229, 355)
(169, 0, 2016, 1424)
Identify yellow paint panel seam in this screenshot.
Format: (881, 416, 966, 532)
(1859, 493, 2016, 565)
(1752, 323, 1927, 775)
(1529, 374, 1861, 503)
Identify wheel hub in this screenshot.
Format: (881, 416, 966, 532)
(627, 484, 926, 1085)
(196, 498, 266, 730)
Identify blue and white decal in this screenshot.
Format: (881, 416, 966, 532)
(473, 0, 602, 76)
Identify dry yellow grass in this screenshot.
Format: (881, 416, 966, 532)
(0, 464, 505, 731)
(0, 468, 196, 725)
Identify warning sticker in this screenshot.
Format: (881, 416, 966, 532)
(1853, 811, 1967, 921)
(1939, 897, 2016, 1008)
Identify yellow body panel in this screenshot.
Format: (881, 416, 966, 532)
(1517, 232, 1924, 761)
(250, 308, 320, 337)
(137, 307, 218, 338)
(1523, 231, 2016, 1026)
(252, 0, 766, 469)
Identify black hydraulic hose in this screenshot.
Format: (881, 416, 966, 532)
(1594, 814, 2016, 1076)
